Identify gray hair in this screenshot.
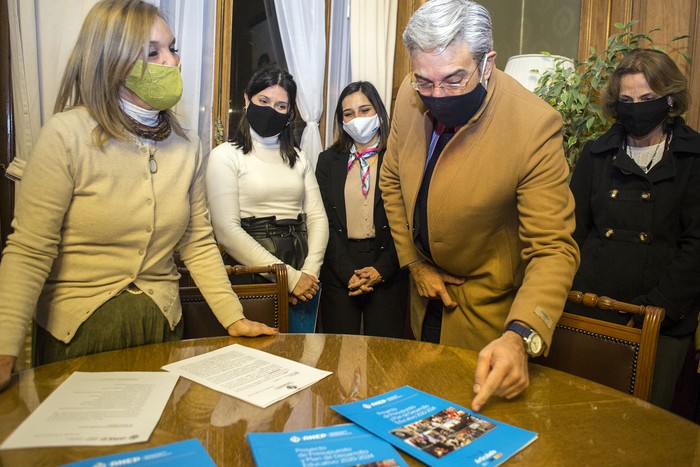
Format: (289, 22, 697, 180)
(403, 0, 493, 65)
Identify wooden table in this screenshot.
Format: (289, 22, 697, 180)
(1, 334, 698, 466)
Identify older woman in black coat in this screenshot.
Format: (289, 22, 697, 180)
(570, 49, 700, 409)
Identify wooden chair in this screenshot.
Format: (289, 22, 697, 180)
(532, 291, 665, 401)
(179, 264, 289, 338)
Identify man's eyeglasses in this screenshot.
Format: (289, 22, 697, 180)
(410, 60, 480, 95)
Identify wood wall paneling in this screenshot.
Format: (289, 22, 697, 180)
(578, 0, 699, 130)
(320, 0, 331, 145)
(391, 0, 428, 112)
(578, 0, 634, 60)
(635, 0, 691, 75)
(213, 0, 233, 146)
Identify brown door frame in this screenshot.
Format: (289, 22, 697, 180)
(0, 0, 16, 252)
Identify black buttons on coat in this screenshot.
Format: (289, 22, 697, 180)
(602, 228, 651, 243)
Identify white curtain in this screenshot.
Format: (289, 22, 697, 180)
(350, 0, 398, 117)
(6, 0, 37, 180)
(324, 0, 352, 149)
(158, 0, 216, 151)
(274, 0, 327, 169)
(5, 0, 215, 181)
(6, 0, 98, 180)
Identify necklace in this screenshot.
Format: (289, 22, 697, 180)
(625, 134, 667, 173)
(148, 143, 158, 174)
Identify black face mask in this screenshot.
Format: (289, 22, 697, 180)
(246, 102, 290, 137)
(419, 83, 487, 129)
(615, 97, 670, 137)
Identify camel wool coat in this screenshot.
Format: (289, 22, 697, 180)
(379, 69, 580, 351)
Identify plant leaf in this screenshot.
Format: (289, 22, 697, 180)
(535, 21, 678, 167)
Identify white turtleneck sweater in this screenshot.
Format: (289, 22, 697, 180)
(205, 131, 328, 291)
(120, 98, 160, 126)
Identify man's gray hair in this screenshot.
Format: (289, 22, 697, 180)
(403, 0, 493, 64)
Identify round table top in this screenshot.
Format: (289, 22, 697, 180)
(1, 333, 698, 466)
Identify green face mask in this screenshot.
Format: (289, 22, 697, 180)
(124, 60, 183, 110)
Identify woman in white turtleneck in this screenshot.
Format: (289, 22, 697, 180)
(0, 0, 275, 392)
(206, 66, 328, 308)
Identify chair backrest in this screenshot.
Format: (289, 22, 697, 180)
(533, 291, 665, 401)
(179, 264, 289, 338)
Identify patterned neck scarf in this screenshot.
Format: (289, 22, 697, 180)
(124, 111, 172, 141)
(347, 140, 380, 197)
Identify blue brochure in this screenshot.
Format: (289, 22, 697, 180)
(61, 439, 215, 467)
(247, 423, 408, 467)
(331, 386, 537, 466)
(289, 283, 322, 333)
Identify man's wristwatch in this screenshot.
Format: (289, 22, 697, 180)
(505, 322, 544, 357)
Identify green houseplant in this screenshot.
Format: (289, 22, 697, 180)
(534, 21, 689, 169)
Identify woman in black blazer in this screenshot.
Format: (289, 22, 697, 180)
(315, 81, 407, 337)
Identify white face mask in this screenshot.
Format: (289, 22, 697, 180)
(342, 114, 380, 144)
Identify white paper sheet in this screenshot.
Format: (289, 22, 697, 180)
(0, 371, 179, 449)
(161, 343, 332, 408)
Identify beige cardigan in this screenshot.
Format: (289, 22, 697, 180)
(0, 107, 243, 357)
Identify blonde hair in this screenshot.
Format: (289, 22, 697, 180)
(54, 0, 185, 146)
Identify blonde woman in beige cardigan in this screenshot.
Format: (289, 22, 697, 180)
(0, 0, 276, 391)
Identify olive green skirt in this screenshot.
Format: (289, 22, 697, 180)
(34, 289, 183, 366)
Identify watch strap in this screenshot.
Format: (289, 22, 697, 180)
(505, 321, 533, 339)
(505, 321, 543, 357)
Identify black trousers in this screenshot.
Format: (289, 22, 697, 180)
(421, 299, 443, 343)
(320, 241, 408, 338)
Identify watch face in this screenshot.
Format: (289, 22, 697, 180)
(529, 334, 544, 356)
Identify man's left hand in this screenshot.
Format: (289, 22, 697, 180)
(471, 331, 529, 412)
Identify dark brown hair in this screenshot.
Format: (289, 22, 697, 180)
(230, 65, 299, 167)
(330, 81, 389, 154)
(601, 48, 688, 119)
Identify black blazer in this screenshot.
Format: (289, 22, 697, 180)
(315, 147, 401, 287)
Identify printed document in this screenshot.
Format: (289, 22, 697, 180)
(162, 343, 331, 408)
(0, 371, 178, 449)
